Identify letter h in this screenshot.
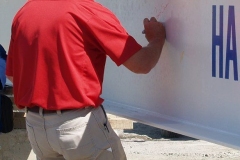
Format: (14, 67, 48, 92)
(212, 5, 224, 78)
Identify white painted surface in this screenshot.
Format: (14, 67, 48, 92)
(0, 0, 26, 49)
(97, 0, 240, 150)
(1, 0, 240, 150)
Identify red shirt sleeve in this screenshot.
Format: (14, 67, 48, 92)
(86, 15, 142, 66)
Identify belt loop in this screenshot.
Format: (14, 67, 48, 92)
(57, 110, 61, 115)
(39, 107, 43, 116)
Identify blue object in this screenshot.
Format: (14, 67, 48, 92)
(0, 44, 7, 61)
(0, 45, 7, 89)
(0, 95, 2, 132)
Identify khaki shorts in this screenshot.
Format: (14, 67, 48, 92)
(26, 106, 126, 160)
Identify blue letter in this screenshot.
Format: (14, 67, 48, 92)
(212, 5, 224, 78)
(225, 6, 238, 81)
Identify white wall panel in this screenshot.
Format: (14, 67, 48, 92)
(97, 0, 240, 150)
(0, 0, 26, 49)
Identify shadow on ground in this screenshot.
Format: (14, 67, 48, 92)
(123, 122, 197, 141)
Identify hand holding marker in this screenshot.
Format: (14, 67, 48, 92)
(142, 17, 166, 44)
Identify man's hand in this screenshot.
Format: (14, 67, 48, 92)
(123, 17, 166, 74)
(143, 17, 165, 43)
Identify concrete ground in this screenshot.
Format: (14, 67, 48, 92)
(117, 123, 240, 160)
(1, 116, 240, 160)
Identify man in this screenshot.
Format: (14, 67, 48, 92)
(6, 0, 165, 159)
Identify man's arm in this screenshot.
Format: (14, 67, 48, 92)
(123, 17, 165, 74)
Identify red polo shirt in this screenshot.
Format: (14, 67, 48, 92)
(6, 0, 142, 110)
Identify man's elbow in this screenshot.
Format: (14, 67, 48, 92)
(127, 65, 152, 74)
(123, 54, 155, 74)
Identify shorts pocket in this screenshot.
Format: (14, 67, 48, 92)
(26, 122, 43, 157)
(56, 116, 96, 159)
